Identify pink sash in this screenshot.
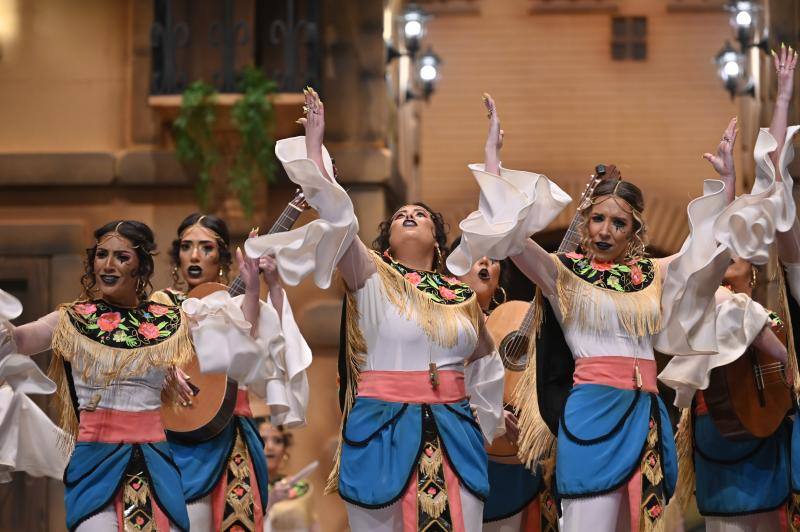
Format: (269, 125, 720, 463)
(77, 408, 165, 443)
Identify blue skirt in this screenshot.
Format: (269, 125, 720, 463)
(339, 397, 489, 508)
(556, 384, 677, 500)
(694, 413, 790, 516)
(168, 415, 269, 511)
(483, 461, 543, 522)
(64, 441, 189, 531)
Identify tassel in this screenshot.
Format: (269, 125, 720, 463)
(511, 287, 555, 470)
(326, 291, 366, 495)
(419, 442, 444, 479)
(554, 257, 662, 338)
(50, 306, 194, 387)
(671, 409, 695, 513)
(418, 487, 448, 519)
(46, 353, 77, 456)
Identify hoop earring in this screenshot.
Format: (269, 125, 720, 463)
(623, 232, 645, 263)
(491, 286, 507, 307)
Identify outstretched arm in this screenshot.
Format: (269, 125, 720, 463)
(769, 44, 797, 172)
(298, 88, 376, 290)
(482, 93, 503, 176)
(237, 246, 261, 338)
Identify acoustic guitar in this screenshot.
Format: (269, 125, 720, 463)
(485, 164, 618, 462)
(161, 191, 309, 442)
(705, 313, 792, 440)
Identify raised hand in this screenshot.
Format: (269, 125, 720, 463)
(703, 117, 738, 198)
(773, 43, 798, 103)
(259, 254, 280, 288)
(236, 245, 261, 293)
(483, 93, 504, 175)
(297, 87, 330, 180)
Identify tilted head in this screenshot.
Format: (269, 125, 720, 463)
(170, 213, 232, 289)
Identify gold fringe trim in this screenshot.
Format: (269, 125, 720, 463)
(46, 353, 77, 456)
(51, 306, 194, 387)
(672, 408, 695, 513)
(325, 290, 367, 495)
(373, 253, 483, 349)
(418, 485, 448, 520)
(776, 265, 800, 398)
(554, 256, 662, 338)
(419, 442, 444, 479)
(511, 287, 555, 471)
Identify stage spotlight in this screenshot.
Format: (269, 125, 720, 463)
(726, 1, 760, 47)
(401, 4, 429, 55)
(715, 42, 754, 99)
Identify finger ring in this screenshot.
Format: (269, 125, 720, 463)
(722, 136, 731, 142)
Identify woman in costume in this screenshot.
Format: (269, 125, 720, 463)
(658, 48, 799, 529)
(152, 213, 312, 532)
(0, 219, 268, 531)
(447, 94, 795, 531)
(258, 420, 319, 532)
(244, 88, 506, 531)
(448, 240, 554, 532)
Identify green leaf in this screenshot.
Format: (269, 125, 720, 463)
(128, 314, 140, 327)
(117, 323, 129, 331)
(86, 324, 100, 330)
(156, 321, 167, 330)
(606, 275, 624, 291)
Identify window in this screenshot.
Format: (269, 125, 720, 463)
(611, 16, 647, 61)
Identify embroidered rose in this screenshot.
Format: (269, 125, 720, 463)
(74, 302, 97, 315)
(648, 504, 662, 518)
(630, 264, 644, 286)
(649, 455, 657, 467)
(288, 488, 297, 498)
(147, 304, 169, 316)
(138, 322, 160, 340)
(438, 286, 457, 300)
(443, 276, 459, 284)
(794, 514, 800, 527)
(135, 516, 145, 526)
(404, 272, 422, 286)
(565, 252, 583, 260)
(97, 312, 122, 332)
(590, 260, 613, 272)
(427, 487, 437, 496)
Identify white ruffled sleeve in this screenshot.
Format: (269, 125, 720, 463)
(655, 180, 733, 356)
(713, 126, 800, 265)
(182, 291, 269, 386)
(0, 290, 22, 361)
(0, 289, 67, 483)
(446, 164, 571, 276)
(259, 291, 311, 428)
(465, 351, 505, 443)
(658, 290, 770, 408)
(244, 137, 359, 289)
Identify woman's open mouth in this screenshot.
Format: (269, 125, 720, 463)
(187, 266, 203, 278)
(99, 275, 119, 286)
(594, 242, 612, 251)
(477, 268, 491, 281)
(402, 219, 418, 227)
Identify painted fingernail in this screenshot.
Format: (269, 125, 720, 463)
(782, 42, 786, 49)
(295, 119, 303, 124)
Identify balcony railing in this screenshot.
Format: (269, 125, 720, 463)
(150, 0, 321, 95)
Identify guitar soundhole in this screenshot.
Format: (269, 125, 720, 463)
(499, 332, 529, 371)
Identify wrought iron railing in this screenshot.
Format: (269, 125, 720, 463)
(151, 0, 321, 95)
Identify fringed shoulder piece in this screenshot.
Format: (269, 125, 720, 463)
(326, 290, 366, 495)
(511, 286, 555, 471)
(51, 299, 193, 387)
(371, 251, 483, 347)
(554, 253, 662, 338)
(150, 288, 186, 307)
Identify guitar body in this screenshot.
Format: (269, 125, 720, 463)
(705, 329, 792, 439)
(161, 282, 239, 442)
(484, 300, 533, 463)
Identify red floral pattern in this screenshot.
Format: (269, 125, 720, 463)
(97, 312, 121, 332)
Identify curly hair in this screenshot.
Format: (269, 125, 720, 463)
(372, 202, 449, 271)
(577, 178, 647, 261)
(170, 213, 233, 279)
(81, 220, 157, 301)
(254, 417, 293, 448)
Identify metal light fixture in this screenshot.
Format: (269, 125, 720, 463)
(715, 41, 754, 99)
(418, 48, 442, 100)
(724, 0, 768, 52)
(400, 4, 430, 55)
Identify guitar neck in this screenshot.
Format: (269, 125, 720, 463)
(228, 195, 305, 297)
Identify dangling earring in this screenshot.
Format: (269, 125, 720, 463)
(434, 245, 442, 272)
(491, 286, 507, 307)
(171, 266, 180, 288)
(750, 265, 758, 288)
(136, 277, 146, 299)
